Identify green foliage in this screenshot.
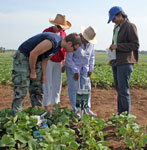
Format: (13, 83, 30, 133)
(130, 64, 147, 87)
(0, 47, 5, 53)
(0, 107, 147, 149)
(108, 112, 147, 149)
(0, 52, 147, 88)
(0, 106, 110, 149)
(0, 52, 14, 85)
(91, 64, 113, 88)
(77, 115, 110, 150)
(0, 106, 79, 150)
(93, 52, 147, 88)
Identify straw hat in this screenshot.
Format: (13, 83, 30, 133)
(49, 14, 71, 30)
(80, 26, 97, 44)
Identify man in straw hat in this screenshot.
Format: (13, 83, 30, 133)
(42, 14, 71, 114)
(65, 26, 97, 117)
(107, 6, 139, 115)
(11, 31, 81, 116)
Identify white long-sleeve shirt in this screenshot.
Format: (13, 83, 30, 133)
(65, 43, 95, 73)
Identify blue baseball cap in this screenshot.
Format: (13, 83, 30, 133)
(107, 6, 122, 23)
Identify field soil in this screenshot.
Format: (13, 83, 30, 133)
(0, 85, 147, 149)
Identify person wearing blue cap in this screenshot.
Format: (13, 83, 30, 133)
(107, 6, 139, 115)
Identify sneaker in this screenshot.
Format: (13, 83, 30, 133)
(74, 108, 81, 118)
(86, 109, 97, 117)
(74, 108, 80, 113)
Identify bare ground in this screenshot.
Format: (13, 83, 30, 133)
(0, 85, 147, 149)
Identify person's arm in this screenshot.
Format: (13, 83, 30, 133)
(29, 39, 52, 80)
(88, 45, 95, 77)
(61, 59, 65, 73)
(60, 30, 66, 73)
(65, 52, 80, 81)
(42, 58, 48, 83)
(109, 44, 117, 51)
(65, 52, 79, 73)
(109, 26, 118, 51)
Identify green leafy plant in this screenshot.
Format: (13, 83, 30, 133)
(108, 112, 147, 149)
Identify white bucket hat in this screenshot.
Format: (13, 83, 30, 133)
(49, 14, 71, 30)
(80, 26, 97, 44)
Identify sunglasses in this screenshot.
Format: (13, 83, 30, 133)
(56, 25, 63, 30)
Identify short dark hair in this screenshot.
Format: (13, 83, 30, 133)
(65, 33, 82, 46)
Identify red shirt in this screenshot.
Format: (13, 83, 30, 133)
(43, 26, 66, 62)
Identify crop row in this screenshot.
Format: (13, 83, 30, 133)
(0, 106, 146, 150)
(0, 52, 147, 88)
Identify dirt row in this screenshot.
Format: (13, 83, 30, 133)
(0, 85, 147, 125)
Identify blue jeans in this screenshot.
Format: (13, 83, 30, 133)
(65, 66, 91, 111)
(112, 60, 133, 114)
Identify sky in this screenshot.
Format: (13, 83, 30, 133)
(0, 0, 147, 51)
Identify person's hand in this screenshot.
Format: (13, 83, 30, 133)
(73, 73, 80, 81)
(42, 75, 46, 83)
(109, 44, 117, 51)
(30, 72, 37, 80)
(108, 60, 112, 66)
(88, 71, 92, 77)
(62, 66, 65, 73)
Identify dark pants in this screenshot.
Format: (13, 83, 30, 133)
(112, 60, 133, 114)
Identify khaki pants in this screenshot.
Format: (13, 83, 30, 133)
(11, 51, 43, 115)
